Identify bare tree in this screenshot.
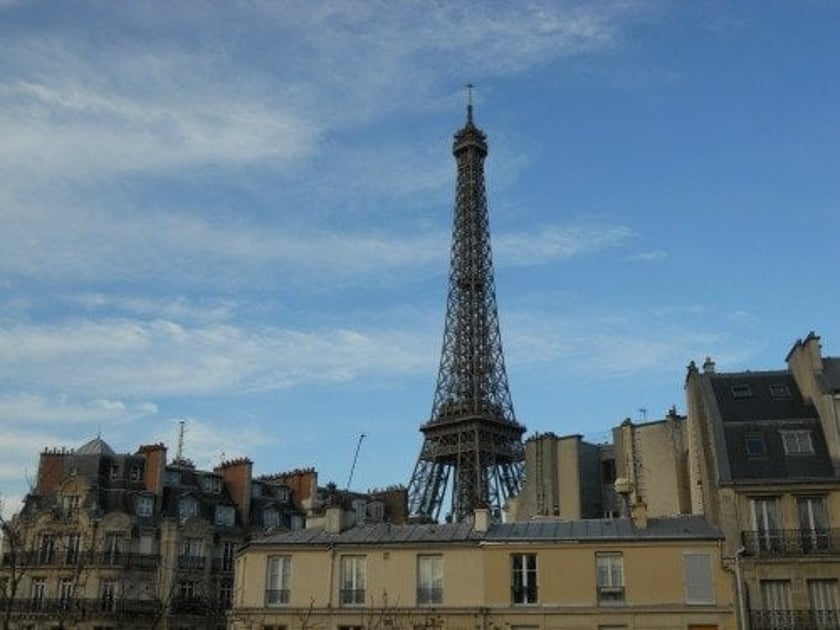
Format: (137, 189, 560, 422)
(0, 497, 34, 630)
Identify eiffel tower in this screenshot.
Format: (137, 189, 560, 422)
(407, 91, 525, 523)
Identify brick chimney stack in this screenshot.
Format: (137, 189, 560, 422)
(215, 458, 253, 524)
(36, 448, 69, 494)
(138, 443, 167, 495)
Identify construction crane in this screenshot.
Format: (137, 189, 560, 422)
(346, 433, 366, 490)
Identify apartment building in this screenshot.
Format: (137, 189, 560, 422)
(0, 438, 305, 630)
(685, 333, 840, 629)
(231, 507, 734, 630)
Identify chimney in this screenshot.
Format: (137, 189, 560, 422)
(325, 506, 343, 533)
(702, 357, 716, 374)
(215, 458, 253, 524)
(275, 468, 318, 512)
(37, 448, 69, 494)
(473, 508, 490, 533)
(631, 500, 648, 529)
(138, 443, 167, 495)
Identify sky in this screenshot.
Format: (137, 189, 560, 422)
(1, 1, 839, 516)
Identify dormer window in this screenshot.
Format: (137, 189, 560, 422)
(769, 384, 792, 399)
(731, 385, 753, 399)
(781, 430, 814, 455)
(199, 476, 222, 494)
(136, 495, 154, 518)
(129, 466, 142, 482)
(263, 508, 280, 529)
(215, 505, 235, 527)
(109, 464, 119, 480)
(62, 495, 81, 512)
(745, 434, 767, 457)
(179, 497, 198, 521)
(276, 486, 289, 503)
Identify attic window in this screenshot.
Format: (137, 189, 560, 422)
(770, 384, 792, 399)
(109, 464, 119, 480)
(129, 466, 142, 481)
(731, 385, 753, 399)
(745, 434, 767, 457)
(781, 430, 814, 455)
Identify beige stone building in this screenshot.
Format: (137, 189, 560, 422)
(685, 332, 840, 629)
(232, 508, 734, 630)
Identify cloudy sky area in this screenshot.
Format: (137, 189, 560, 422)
(1, 1, 839, 514)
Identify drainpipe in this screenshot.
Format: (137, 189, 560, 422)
(734, 546, 747, 630)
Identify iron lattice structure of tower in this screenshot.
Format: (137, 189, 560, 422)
(407, 100, 525, 523)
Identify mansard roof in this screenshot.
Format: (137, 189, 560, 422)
(703, 369, 834, 481)
(76, 436, 116, 456)
(255, 515, 721, 547)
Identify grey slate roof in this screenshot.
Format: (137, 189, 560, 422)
(254, 515, 721, 548)
(817, 358, 840, 394)
(706, 370, 834, 481)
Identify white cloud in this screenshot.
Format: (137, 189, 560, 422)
(625, 250, 668, 262)
(495, 224, 635, 265)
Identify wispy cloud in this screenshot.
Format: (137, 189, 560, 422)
(496, 224, 634, 265)
(625, 249, 668, 262)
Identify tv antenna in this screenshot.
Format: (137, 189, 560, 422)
(346, 433, 366, 490)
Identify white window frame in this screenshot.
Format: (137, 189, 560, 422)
(266, 555, 291, 606)
(417, 555, 443, 605)
(340, 555, 366, 606)
(511, 553, 538, 605)
(596, 552, 625, 605)
(136, 495, 154, 518)
(782, 429, 814, 455)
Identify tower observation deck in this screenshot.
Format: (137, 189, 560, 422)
(407, 96, 525, 523)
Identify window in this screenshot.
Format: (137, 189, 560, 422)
(109, 464, 119, 480)
(215, 505, 236, 527)
(100, 579, 117, 612)
(684, 553, 714, 605)
(30, 578, 46, 610)
(761, 580, 792, 628)
(103, 532, 122, 564)
(221, 541, 236, 571)
(276, 486, 290, 503)
(782, 430, 814, 455)
(199, 476, 222, 493)
(511, 553, 538, 604)
(179, 537, 205, 570)
(340, 555, 366, 605)
(263, 508, 280, 529)
(65, 533, 80, 565)
(770, 384, 792, 399)
(129, 465, 142, 481)
(139, 534, 154, 555)
(808, 579, 839, 629)
(731, 384, 753, 399)
(136, 495, 154, 517)
(58, 577, 74, 610)
(798, 496, 829, 551)
(62, 495, 81, 512)
(745, 434, 767, 457)
(179, 497, 198, 521)
(219, 579, 233, 610)
(266, 555, 291, 605)
(596, 553, 625, 604)
(601, 459, 617, 484)
(38, 534, 55, 564)
(751, 497, 782, 552)
(417, 555, 443, 605)
(165, 469, 181, 485)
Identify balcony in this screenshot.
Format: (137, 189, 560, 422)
(417, 587, 443, 605)
(0, 551, 160, 569)
(6, 597, 162, 616)
(340, 588, 366, 605)
(750, 609, 839, 629)
(211, 557, 235, 573)
(178, 554, 207, 571)
(265, 589, 290, 605)
(741, 529, 840, 556)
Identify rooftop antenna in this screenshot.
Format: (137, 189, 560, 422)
(465, 82, 475, 125)
(638, 407, 647, 421)
(346, 433, 366, 490)
(176, 419, 186, 462)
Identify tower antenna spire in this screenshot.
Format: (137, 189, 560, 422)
(465, 83, 474, 125)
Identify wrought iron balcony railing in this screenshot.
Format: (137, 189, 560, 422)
(741, 529, 840, 556)
(5, 597, 162, 615)
(177, 554, 207, 571)
(265, 589, 290, 605)
(417, 586, 443, 605)
(0, 551, 160, 569)
(211, 557, 235, 573)
(340, 588, 366, 605)
(750, 609, 839, 629)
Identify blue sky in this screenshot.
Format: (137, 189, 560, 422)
(1, 1, 839, 515)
